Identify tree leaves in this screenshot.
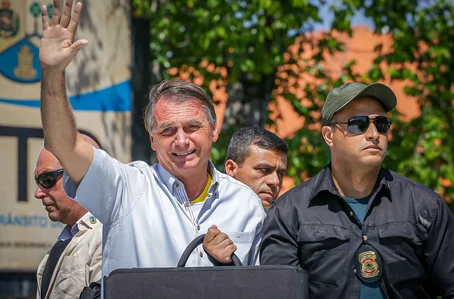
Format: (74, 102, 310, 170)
(132, 0, 454, 209)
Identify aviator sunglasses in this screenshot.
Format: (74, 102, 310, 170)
(330, 116, 392, 134)
(35, 169, 64, 189)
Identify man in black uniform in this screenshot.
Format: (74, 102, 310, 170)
(260, 82, 454, 299)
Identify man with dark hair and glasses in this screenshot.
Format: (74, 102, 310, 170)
(35, 134, 102, 299)
(261, 82, 454, 298)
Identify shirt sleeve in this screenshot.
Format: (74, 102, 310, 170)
(63, 148, 147, 226)
(425, 195, 454, 298)
(260, 200, 300, 267)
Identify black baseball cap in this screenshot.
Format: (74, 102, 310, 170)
(321, 82, 397, 125)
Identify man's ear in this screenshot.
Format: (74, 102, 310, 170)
(212, 124, 219, 142)
(225, 159, 238, 177)
(321, 125, 334, 147)
(150, 133, 156, 151)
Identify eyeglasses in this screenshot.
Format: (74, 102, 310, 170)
(35, 169, 64, 189)
(330, 116, 392, 134)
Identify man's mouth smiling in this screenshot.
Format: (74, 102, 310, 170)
(172, 149, 196, 157)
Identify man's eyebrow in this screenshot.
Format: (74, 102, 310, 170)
(157, 120, 203, 129)
(278, 167, 288, 173)
(255, 162, 274, 168)
(157, 122, 175, 129)
(186, 120, 203, 126)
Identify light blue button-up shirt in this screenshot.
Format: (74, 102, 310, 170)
(64, 149, 265, 277)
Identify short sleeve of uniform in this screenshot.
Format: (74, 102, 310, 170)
(63, 148, 148, 226)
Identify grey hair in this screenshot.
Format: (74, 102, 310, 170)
(143, 80, 216, 134)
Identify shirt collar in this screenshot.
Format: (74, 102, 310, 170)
(57, 212, 98, 241)
(156, 164, 178, 192)
(374, 168, 393, 199)
(156, 161, 219, 195)
(309, 163, 391, 201)
(78, 212, 99, 229)
(207, 161, 220, 195)
(308, 164, 338, 201)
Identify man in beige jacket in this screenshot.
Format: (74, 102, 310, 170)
(35, 134, 102, 299)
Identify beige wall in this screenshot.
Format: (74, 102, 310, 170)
(0, 0, 131, 271)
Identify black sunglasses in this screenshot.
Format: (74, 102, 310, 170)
(35, 169, 64, 189)
(330, 116, 392, 134)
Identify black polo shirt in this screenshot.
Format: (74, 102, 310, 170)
(260, 165, 454, 299)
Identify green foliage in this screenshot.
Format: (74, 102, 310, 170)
(132, 0, 454, 209)
(364, 0, 454, 208)
(133, 0, 321, 82)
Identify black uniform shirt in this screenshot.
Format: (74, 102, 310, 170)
(260, 165, 454, 299)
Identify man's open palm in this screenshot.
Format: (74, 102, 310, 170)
(39, 0, 87, 72)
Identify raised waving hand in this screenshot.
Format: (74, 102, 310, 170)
(39, 0, 88, 72)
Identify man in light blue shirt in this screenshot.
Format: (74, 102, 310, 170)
(38, 0, 265, 278)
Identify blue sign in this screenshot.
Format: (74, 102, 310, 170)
(0, 38, 41, 83)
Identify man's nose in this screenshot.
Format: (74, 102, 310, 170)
(35, 185, 45, 199)
(266, 171, 280, 186)
(174, 129, 189, 146)
(365, 121, 379, 141)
